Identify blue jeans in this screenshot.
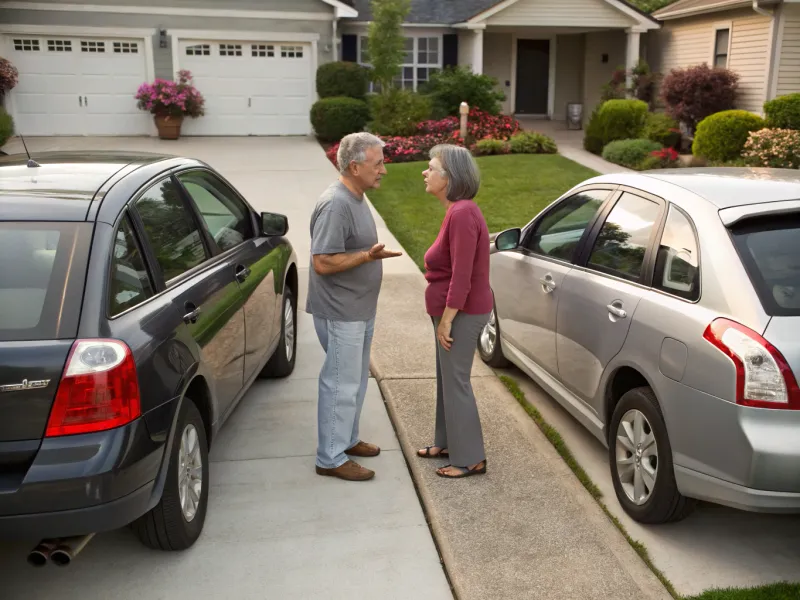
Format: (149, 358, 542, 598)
(314, 316, 375, 469)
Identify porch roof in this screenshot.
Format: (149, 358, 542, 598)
(652, 0, 780, 20)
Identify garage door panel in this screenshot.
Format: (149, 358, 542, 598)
(15, 73, 84, 95)
(15, 93, 83, 116)
(203, 95, 248, 115)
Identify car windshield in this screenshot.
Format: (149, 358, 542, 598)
(730, 213, 800, 317)
(0, 222, 91, 341)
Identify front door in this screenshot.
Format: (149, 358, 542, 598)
(516, 39, 550, 115)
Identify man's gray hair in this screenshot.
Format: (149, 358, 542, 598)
(430, 144, 481, 201)
(337, 132, 385, 174)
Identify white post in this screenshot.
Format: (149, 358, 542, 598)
(460, 102, 469, 137)
(625, 28, 642, 92)
(472, 29, 484, 75)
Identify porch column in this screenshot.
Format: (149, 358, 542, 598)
(472, 28, 484, 74)
(625, 27, 643, 91)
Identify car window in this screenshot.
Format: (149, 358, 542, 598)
(653, 205, 700, 301)
(177, 170, 254, 252)
(523, 190, 609, 262)
(109, 215, 155, 316)
(135, 178, 208, 282)
(587, 192, 661, 282)
(730, 213, 800, 316)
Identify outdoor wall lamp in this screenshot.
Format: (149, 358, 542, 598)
(159, 28, 168, 49)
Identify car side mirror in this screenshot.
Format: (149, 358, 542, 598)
(261, 212, 288, 237)
(494, 228, 521, 253)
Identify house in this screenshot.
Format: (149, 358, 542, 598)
(648, 0, 800, 115)
(0, 0, 660, 137)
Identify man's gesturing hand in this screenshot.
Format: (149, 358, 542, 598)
(365, 243, 403, 261)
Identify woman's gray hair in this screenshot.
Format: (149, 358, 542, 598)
(430, 144, 481, 201)
(337, 132, 385, 174)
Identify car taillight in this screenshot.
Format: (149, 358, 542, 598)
(703, 318, 800, 410)
(45, 339, 141, 437)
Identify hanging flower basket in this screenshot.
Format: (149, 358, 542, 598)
(135, 70, 205, 140)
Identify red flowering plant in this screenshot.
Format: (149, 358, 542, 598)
(640, 147, 681, 170)
(0, 58, 19, 93)
(135, 70, 205, 119)
(417, 108, 521, 142)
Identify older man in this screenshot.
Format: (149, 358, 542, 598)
(307, 132, 402, 481)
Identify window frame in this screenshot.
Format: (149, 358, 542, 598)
(515, 186, 618, 267)
(712, 23, 732, 69)
(174, 167, 258, 255)
(575, 187, 668, 287)
(651, 203, 702, 303)
(357, 33, 443, 92)
(106, 211, 157, 319)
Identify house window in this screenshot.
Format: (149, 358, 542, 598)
(186, 44, 210, 56)
(252, 44, 275, 57)
(220, 44, 243, 57)
(81, 40, 105, 53)
(13, 38, 40, 52)
(358, 35, 442, 92)
(113, 41, 138, 54)
(47, 39, 72, 52)
(714, 28, 730, 68)
(281, 45, 303, 58)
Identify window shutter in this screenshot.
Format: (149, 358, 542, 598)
(443, 34, 458, 68)
(341, 34, 358, 62)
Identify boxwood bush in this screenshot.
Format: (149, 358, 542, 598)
(692, 110, 766, 162)
(643, 112, 681, 149)
(368, 88, 431, 137)
(583, 99, 649, 154)
(509, 131, 557, 154)
(310, 97, 370, 142)
(602, 138, 663, 169)
(764, 93, 800, 130)
(316, 61, 370, 100)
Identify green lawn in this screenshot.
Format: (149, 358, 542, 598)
(685, 583, 800, 600)
(368, 154, 599, 270)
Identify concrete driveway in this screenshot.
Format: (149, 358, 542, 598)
(0, 136, 452, 600)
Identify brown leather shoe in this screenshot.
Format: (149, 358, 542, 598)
(345, 441, 381, 458)
(316, 460, 375, 481)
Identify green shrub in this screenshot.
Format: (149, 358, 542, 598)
(643, 112, 681, 149)
(368, 88, 431, 136)
(0, 108, 13, 148)
(316, 61, 370, 99)
(474, 139, 509, 156)
(509, 131, 558, 154)
(422, 66, 505, 118)
(764, 93, 800, 130)
(602, 139, 663, 169)
(692, 110, 766, 162)
(583, 99, 649, 155)
(310, 97, 370, 142)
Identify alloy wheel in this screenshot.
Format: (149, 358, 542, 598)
(284, 300, 295, 362)
(178, 424, 203, 522)
(480, 310, 498, 356)
(615, 409, 659, 506)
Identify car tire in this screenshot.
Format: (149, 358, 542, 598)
(132, 398, 209, 551)
(259, 286, 297, 378)
(477, 305, 509, 368)
(608, 387, 696, 524)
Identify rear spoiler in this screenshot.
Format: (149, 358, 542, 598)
(719, 199, 800, 226)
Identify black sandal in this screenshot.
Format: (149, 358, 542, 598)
(418, 446, 449, 459)
(436, 461, 487, 478)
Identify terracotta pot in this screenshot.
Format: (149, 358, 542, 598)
(154, 114, 184, 140)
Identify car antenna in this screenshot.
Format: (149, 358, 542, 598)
(19, 134, 40, 168)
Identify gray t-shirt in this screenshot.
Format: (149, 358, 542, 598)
(306, 181, 382, 322)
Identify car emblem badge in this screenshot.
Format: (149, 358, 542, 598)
(0, 378, 51, 393)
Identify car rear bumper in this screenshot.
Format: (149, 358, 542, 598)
(0, 418, 166, 540)
(675, 466, 800, 513)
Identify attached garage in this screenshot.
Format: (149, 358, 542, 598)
(171, 31, 317, 137)
(2, 28, 155, 136)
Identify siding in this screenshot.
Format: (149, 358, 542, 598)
(554, 34, 584, 120)
(10, 0, 328, 12)
(650, 8, 772, 113)
(483, 33, 512, 114)
(776, 3, 800, 97)
(2, 8, 334, 80)
(583, 30, 627, 118)
(486, 0, 636, 28)
(458, 30, 474, 71)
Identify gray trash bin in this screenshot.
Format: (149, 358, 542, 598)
(566, 102, 583, 130)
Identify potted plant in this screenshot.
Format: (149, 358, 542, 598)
(135, 70, 205, 140)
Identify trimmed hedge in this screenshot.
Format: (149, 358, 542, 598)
(584, 99, 649, 154)
(0, 109, 13, 148)
(602, 139, 663, 169)
(643, 112, 681, 149)
(310, 97, 370, 142)
(316, 61, 370, 99)
(474, 139, 509, 156)
(369, 88, 431, 137)
(692, 110, 766, 162)
(509, 131, 557, 154)
(764, 93, 800, 130)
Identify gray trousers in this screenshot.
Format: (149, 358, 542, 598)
(432, 312, 490, 467)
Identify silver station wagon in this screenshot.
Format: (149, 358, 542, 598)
(480, 168, 800, 524)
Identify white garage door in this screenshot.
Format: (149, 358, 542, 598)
(178, 39, 313, 136)
(6, 35, 151, 136)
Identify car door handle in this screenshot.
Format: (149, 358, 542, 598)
(540, 275, 556, 293)
(183, 302, 201, 324)
(235, 265, 251, 283)
(607, 304, 627, 319)
(79, 96, 82, 107)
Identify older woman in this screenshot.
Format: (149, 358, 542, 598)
(417, 144, 493, 479)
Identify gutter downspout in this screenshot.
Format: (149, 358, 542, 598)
(752, 0, 772, 17)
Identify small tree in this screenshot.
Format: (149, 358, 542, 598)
(366, 0, 411, 93)
(660, 63, 739, 134)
